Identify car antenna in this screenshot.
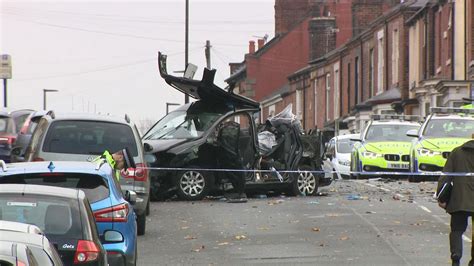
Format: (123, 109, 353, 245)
(0, 160, 7, 172)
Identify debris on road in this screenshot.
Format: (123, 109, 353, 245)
(340, 236, 350, 241)
(192, 245, 205, 252)
(234, 235, 247, 240)
(347, 194, 362, 200)
(184, 235, 197, 240)
(312, 227, 321, 232)
(307, 201, 320, 204)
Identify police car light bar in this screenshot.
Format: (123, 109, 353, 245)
(430, 107, 474, 115)
(371, 114, 421, 122)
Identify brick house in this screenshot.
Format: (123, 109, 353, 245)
(408, 0, 474, 116)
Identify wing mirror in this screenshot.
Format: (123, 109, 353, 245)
(103, 230, 124, 243)
(125, 190, 137, 204)
(406, 129, 419, 138)
(143, 143, 153, 152)
(144, 154, 156, 164)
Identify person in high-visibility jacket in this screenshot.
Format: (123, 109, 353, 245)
(94, 150, 129, 181)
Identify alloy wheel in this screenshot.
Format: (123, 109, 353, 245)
(297, 170, 317, 195)
(179, 171, 205, 197)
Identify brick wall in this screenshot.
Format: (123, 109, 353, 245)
(274, 0, 310, 35)
(309, 17, 337, 61)
(433, 3, 453, 79)
(352, 0, 395, 36)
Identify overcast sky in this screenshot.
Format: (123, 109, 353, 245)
(0, 0, 274, 131)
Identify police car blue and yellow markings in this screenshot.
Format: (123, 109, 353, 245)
(351, 118, 421, 174)
(410, 113, 474, 172)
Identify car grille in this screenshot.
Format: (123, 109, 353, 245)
(384, 154, 400, 161)
(442, 152, 450, 159)
(401, 155, 410, 162)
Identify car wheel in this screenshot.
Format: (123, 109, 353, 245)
(175, 167, 213, 201)
(137, 213, 146, 236)
(291, 165, 319, 196)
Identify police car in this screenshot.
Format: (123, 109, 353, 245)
(407, 107, 474, 181)
(350, 115, 421, 179)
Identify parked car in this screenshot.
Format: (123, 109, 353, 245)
(0, 183, 108, 266)
(350, 115, 421, 179)
(324, 134, 359, 179)
(23, 112, 150, 235)
(407, 107, 474, 182)
(143, 52, 328, 200)
(11, 110, 48, 162)
(0, 221, 63, 266)
(0, 111, 18, 162)
(0, 161, 138, 266)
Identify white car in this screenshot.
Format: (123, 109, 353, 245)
(325, 134, 359, 179)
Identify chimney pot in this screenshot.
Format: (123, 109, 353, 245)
(249, 40, 256, 54)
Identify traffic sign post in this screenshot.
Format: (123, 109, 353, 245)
(0, 54, 12, 108)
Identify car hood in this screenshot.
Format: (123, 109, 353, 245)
(420, 137, 471, 151)
(364, 141, 412, 154)
(158, 52, 259, 110)
(144, 138, 190, 153)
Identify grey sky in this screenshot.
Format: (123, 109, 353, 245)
(0, 0, 274, 130)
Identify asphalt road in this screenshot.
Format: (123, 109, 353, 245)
(138, 179, 472, 265)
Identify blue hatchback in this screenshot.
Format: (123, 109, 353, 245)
(0, 161, 138, 266)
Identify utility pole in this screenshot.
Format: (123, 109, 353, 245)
(205, 40, 212, 69)
(3, 79, 7, 108)
(184, 0, 189, 104)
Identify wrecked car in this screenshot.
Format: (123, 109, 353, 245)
(143, 52, 329, 200)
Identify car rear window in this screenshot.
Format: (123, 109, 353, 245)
(0, 117, 14, 134)
(42, 120, 138, 156)
(0, 173, 109, 203)
(0, 194, 82, 239)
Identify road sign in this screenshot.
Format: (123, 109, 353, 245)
(0, 54, 12, 79)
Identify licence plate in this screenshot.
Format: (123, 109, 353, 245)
(387, 163, 409, 169)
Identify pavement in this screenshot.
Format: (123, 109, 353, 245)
(138, 178, 472, 265)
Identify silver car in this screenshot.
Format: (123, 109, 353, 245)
(24, 111, 150, 236)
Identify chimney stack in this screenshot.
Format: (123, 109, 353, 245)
(249, 40, 256, 54)
(257, 39, 265, 50)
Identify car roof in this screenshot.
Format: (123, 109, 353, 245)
(44, 112, 133, 125)
(335, 133, 359, 140)
(431, 114, 474, 120)
(1, 161, 113, 180)
(0, 221, 43, 235)
(0, 231, 45, 248)
(0, 184, 81, 199)
(371, 120, 420, 126)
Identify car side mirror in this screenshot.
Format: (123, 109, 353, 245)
(406, 129, 418, 138)
(125, 190, 137, 204)
(144, 154, 156, 164)
(103, 230, 124, 243)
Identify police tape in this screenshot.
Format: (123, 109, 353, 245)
(136, 166, 474, 177)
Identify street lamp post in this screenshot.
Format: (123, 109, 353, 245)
(166, 102, 180, 114)
(43, 89, 58, 110)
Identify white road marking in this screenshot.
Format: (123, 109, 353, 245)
(419, 205, 432, 213)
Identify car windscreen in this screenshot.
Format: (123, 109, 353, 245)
(423, 118, 474, 138)
(0, 194, 82, 239)
(144, 110, 222, 140)
(336, 139, 355, 153)
(0, 173, 109, 203)
(42, 120, 138, 156)
(365, 124, 419, 142)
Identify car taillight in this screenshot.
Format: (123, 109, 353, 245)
(122, 163, 148, 182)
(94, 203, 129, 223)
(17, 260, 26, 266)
(0, 136, 16, 145)
(73, 240, 100, 264)
(32, 157, 44, 162)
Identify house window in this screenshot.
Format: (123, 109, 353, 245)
(347, 62, 351, 110)
(268, 104, 275, 117)
(334, 64, 340, 119)
(392, 29, 399, 84)
(296, 89, 303, 121)
(377, 30, 384, 94)
(355, 57, 360, 103)
(369, 48, 375, 97)
(326, 73, 331, 121)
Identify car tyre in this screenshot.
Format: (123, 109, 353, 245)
(290, 165, 319, 196)
(175, 166, 214, 201)
(137, 213, 146, 236)
(146, 198, 150, 216)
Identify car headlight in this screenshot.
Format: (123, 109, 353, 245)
(417, 148, 441, 157)
(361, 151, 383, 158)
(338, 159, 350, 166)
